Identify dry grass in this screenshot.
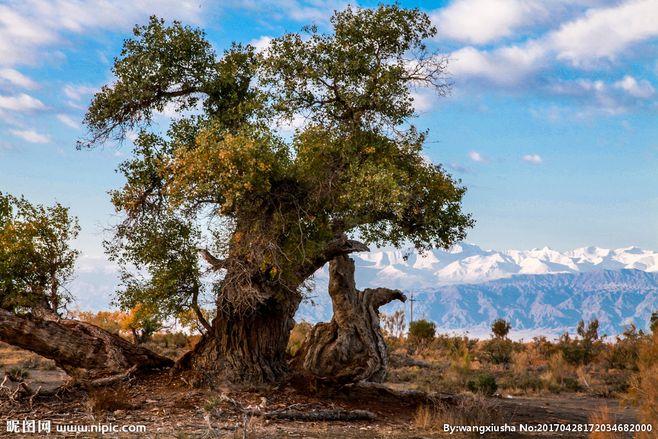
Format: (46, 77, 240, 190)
(413, 396, 504, 436)
(86, 386, 134, 414)
(587, 406, 624, 439)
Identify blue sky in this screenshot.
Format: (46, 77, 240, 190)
(1, 0, 658, 258)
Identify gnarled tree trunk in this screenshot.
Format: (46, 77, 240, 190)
(0, 308, 173, 379)
(294, 255, 406, 383)
(177, 292, 301, 384)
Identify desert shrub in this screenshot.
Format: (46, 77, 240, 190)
(467, 373, 498, 396)
(511, 374, 544, 393)
(532, 336, 559, 359)
(588, 406, 624, 439)
(482, 338, 513, 365)
(287, 321, 312, 356)
(558, 319, 603, 365)
(413, 404, 437, 430)
(409, 319, 436, 343)
(434, 334, 475, 356)
(7, 366, 29, 381)
(511, 350, 531, 375)
(491, 318, 511, 339)
(545, 352, 570, 387)
(627, 330, 658, 433)
(603, 325, 642, 370)
(419, 397, 505, 437)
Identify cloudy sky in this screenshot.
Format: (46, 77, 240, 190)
(1, 0, 658, 259)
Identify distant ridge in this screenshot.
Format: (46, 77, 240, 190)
(312, 243, 658, 290)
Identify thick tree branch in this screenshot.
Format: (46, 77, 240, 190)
(199, 248, 226, 271)
(298, 234, 369, 279)
(190, 285, 212, 333)
(0, 308, 173, 378)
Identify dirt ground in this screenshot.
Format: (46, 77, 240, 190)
(0, 343, 645, 438)
(0, 371, 642, 438)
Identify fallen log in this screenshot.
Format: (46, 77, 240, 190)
(0, 309, 173, 379)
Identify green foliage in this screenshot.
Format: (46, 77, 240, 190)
(650, 311, 658, 334)
(558, 319, 603, 365)
(491, 318, 511, 339)
(482, 338, 514, 365)
(603, 324, 643, 371)
(82, 6, 472, 321)
(467, 373, 498, 396)
(409, 319, 436, 342)
(0, 193, 79, 314)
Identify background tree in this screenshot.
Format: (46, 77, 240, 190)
(82, 5, 472, 384)
(0, 192, 79, 316)
(491, 318, 511, 339)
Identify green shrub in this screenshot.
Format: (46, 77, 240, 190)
(467, 373, 498, 396)
(7, 366, 29, 381)
(482, 338, 514, 365)
(409, 320, 436, 343)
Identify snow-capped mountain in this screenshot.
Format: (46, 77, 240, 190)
(298, 269, 658, 338)
(312, 243, 658, 291)
(69, 244, 658, 337)
(295, 245, 658, 336)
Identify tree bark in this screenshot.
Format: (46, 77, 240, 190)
(177, 293, 301, 384)
(0, 309, 173, 379)
(294, 255, 406, 383)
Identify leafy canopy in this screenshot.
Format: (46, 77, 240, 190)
(83, 6, 473, 319)
(0, 193, 79, 314)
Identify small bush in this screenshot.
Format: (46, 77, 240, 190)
(409, 320, 436, 343)
(7, 366, 29, 382)
(467, 373, 498, 396)
(482, 338, 513, 365)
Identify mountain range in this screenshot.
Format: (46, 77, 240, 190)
(296, 245, 658, 337)
(315, 243, 658, 289)
(69, 244, 658, 337)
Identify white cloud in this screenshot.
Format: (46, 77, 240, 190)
(549, 0, 658, 67)
(63, 84, 97, 101)
(0, 0, 208, 67)
(56, 113, 79, 129)
(468, 151, 487, 162)
(448, 1, 658, 88)
(10, 128, 50, 143)
(432, 0, 548, 44)
(410, 90, 434, 113)
(249, 36, 273, 53)
(522, 154, 543, 164)
(0, 93, 45, 111)
(613, 75, 655, 98)
(449, 42, 547, 86)
(0, 68, 38, 89)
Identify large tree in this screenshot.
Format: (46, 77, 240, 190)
(82, 5, 472, 384)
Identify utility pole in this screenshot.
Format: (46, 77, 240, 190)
(409, 292, 417, 326)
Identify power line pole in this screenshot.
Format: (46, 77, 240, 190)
(409, 292, 417, 325)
